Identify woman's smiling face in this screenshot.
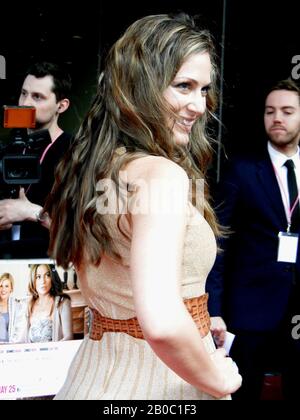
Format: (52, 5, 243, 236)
(163, 52, 212, 146)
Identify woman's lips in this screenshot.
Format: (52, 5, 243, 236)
(176, 118, 196, 133)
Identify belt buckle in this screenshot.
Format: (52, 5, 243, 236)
(87, 307, 93, 336)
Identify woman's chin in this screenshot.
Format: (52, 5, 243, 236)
(174, 133, 190, 146)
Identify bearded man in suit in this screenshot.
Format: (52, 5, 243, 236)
(206, 79, 300, 400)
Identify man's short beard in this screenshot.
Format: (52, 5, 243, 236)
(269, 132, 299, 149)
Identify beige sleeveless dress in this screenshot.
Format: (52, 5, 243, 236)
(55, 203, 230, 400)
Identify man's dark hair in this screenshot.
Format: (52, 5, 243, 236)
(266, 78, 300, 103)
(25, 62, 72, 102)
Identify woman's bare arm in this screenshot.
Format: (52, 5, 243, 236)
(129, 157, 241, 398)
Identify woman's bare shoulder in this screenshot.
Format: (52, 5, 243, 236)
(124, 155, 188, 184)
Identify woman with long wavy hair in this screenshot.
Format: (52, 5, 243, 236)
(45, 13, 241, 400)
(9, 264, 73, 343)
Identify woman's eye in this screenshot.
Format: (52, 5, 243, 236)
(175, 82, 191, 90)
(201, 86, 211, 96)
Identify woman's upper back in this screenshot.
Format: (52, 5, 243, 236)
(78, 154, 217, 318)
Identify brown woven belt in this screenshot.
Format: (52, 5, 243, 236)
(89, 293, 211, 341)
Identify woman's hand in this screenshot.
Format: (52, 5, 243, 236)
(210, 348, 242, 395)
(210, 316, 227, 347)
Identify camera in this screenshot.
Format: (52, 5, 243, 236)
(0, 106, 51, 199)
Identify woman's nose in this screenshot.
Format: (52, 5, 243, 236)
(187, 93, 206, 116)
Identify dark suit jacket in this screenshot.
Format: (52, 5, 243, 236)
(206, 150, 300, 332)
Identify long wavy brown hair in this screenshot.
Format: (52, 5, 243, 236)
(45, 13, 221, 269)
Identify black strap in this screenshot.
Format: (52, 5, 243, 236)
(284, 159, 300, 231)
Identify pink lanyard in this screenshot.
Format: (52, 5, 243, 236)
(25, 139, 57, 194)
(272, 163, 300, 232)
(39, 141, 55, 164)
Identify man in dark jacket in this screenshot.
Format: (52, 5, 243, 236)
(206, 79, 300, 399)
(0, 62, 72, 257)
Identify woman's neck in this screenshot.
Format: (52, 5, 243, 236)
(37, 295, 53, 305)
(31, 295, 54, 319)
(0, 299, 8, 312)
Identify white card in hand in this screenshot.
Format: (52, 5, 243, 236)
(223, 331, 235, 356)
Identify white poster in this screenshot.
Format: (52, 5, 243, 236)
(0, 259, 86, 399)
(0, 340, 82, 399)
